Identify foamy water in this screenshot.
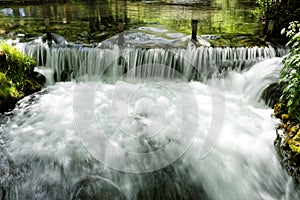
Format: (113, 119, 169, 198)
(0, 57, 299, 199)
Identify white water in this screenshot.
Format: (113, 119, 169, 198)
(0, 57, 299, 199)
(16, 44, 285, 82)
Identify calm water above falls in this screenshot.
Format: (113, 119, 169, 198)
(0, 0, 260, 43)
(1, 56, 300, 199)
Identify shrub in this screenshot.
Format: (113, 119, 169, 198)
(280, 21, 300, 121)
(252, 0, 300, 43)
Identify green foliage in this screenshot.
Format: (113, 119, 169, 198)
(252, 0, 300, 42)
(280, 21, 300, 121)
(0, 72, 11, 98)
(0, 42, 36, 91)
(0, 72, 21, 99)
(0, 43, 43, 112)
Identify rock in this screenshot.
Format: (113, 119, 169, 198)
(274, 102, 286, 119)
(92, 32, 107, 39)
(290, 125, 299, 135)
(0, 149, 12, 200)
(0, 99, 17, 113)
(294, 130, 300, 141)
(41, 33, 67, 47)
(274, 102, 300, 184)
(21, 78, 42, 96)
(201, 35, 221, 40)
(0, 44, 45, 113)
(0, 51, 8, 72)
(77, 31, 88, 38)
(0, 188, 3, 200)
(274, 135, 300, 184)
(31, 71, 46, 86)
(0, 70, 44, 113)
(261, 82, 284, 108)
(281, 114, 289, 124)
(71, 176, 126, 200)
(61, 70, 69, 82)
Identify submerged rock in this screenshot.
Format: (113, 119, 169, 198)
(261, 82, 284, 108)
(72, 176, 126, 200)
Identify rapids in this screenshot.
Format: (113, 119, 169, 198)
(1, 54, 299, 199)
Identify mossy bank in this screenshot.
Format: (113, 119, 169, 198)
(272, 21, 300, 184)
(274, 102, 300, 184)
(0, 42, 45, 112)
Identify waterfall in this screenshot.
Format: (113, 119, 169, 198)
(1, 55, 299, 199)
(16, 43, 286, 82)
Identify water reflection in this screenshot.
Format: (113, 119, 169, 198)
(0, 0, 260, 44)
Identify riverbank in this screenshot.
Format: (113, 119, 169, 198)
(273, 102, 300, 184)
(272, 21, 300, 184)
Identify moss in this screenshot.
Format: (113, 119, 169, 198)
(288, 143, 300, 154)
(0, 42, 36, 91)
(0, 73, 9, 98)
(274, 102, 286, 118)
(0, 72, 22, 99)
(274, 102, 300, 154)
(293, 130, 300, 141)
(281, 114, 289, 124)
(0, 43, 43, 112)
(290, 125, 299, 134)
(287, 128, 300, 154)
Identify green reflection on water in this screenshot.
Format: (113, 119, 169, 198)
(0, 0, 262, 45)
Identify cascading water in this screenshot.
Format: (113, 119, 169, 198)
(0, 43, 299, 200)
(15, 43, 286, 83)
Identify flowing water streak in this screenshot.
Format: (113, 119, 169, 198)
(16, 43, 286, 82)
(1, 56, 300, 199)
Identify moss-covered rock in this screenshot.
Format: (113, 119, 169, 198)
(274, 102, 300, 184)
(0, 42, 45, 112)
(0, 73, 20, 99)
(274, 102, 287, 119)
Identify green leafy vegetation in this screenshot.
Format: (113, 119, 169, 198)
(252, 0, 300, 44)
(274, 21, 300, 155)
(280, 21, 300, 121)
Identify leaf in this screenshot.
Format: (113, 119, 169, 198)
(293, 32, 300, 39)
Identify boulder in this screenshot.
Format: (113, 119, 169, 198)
(41, 33, 67, 47)
(71, 176, 126, 200)
(261, 82, 284, 108)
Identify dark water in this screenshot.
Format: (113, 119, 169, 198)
(0, 0, 261, 44)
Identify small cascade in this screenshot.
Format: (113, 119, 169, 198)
(16, 43, 286, 82)
(34, 67, 55, 85)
